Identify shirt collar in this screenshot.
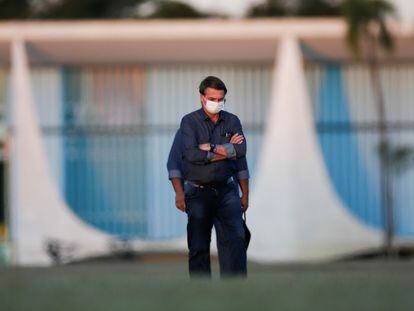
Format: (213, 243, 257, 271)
(197, 107, 226, 122)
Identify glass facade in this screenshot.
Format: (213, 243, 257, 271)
(1, 61, 414, 240)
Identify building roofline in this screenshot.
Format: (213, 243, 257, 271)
(0, 18, 354, 41)
(0, 18, 412, 64)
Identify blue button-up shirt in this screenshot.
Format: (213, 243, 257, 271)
(176, 107, 247, 184)
(167, 128, 250, 182)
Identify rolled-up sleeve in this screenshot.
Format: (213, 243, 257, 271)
(222, 143, 236, 159)
(167, 130, 183, 180)
(168, 169, 182, 179)
(180, 116, 211, 165)
(236, 156, 250, 180)
(237, 170, 250, 180)
(232, 116, 246, 158)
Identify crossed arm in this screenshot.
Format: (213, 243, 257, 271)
(180, 115, 246, 164)
(198, 133, 244, 162)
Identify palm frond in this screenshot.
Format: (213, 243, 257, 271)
(341, 0, 395, 55)
(378, 19, 394, 52)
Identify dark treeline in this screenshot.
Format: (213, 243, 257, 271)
(0, 0, 343, 20)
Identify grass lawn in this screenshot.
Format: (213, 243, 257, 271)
(1, 258, 413, 311)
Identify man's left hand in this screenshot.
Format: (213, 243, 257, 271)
(230, 133, 244, 144)
(241, 194, 249, 212)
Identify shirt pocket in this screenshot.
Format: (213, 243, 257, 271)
(219, 128, 234, 144)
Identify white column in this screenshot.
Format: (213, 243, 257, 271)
(9, 40, 190, 265)
(9, 39, 111, 265)
(248, 35, 381, 263)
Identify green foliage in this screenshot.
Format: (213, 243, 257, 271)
(142, 1, 208, 19)
(0, 0, 208, 20)
(341, 0, 395, 55)
(0, 0, 31, 19)
(246, 0, 286, 17)
(296, 0, 341, 16)
(378, 141, 414, 176)
(246, 0, 341, 17)
(36, 0, 144, 19)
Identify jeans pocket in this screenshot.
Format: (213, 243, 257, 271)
(229, 180, 239, 194)
(184, 183, 198, 199)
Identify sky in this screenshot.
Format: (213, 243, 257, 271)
(392, 0, 414, 23)
(180, 0, 414, 23)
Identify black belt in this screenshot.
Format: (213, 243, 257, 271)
(185, 176, 234, 189)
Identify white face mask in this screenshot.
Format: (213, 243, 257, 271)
(205, 99, 225, 114)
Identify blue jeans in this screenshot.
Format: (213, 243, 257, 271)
(184, 180, 247, 278)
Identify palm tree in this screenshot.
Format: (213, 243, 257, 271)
(341, 0, 398, 256)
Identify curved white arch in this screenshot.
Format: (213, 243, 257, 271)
(248, 35, 382, 262)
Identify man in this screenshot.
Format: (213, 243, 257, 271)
(168, 76, 249, 277)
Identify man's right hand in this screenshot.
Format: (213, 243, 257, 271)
(175, 191, 186, 212)
(198, 143, 211, 151)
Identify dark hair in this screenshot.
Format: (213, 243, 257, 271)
(199, 76, 227, 95)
